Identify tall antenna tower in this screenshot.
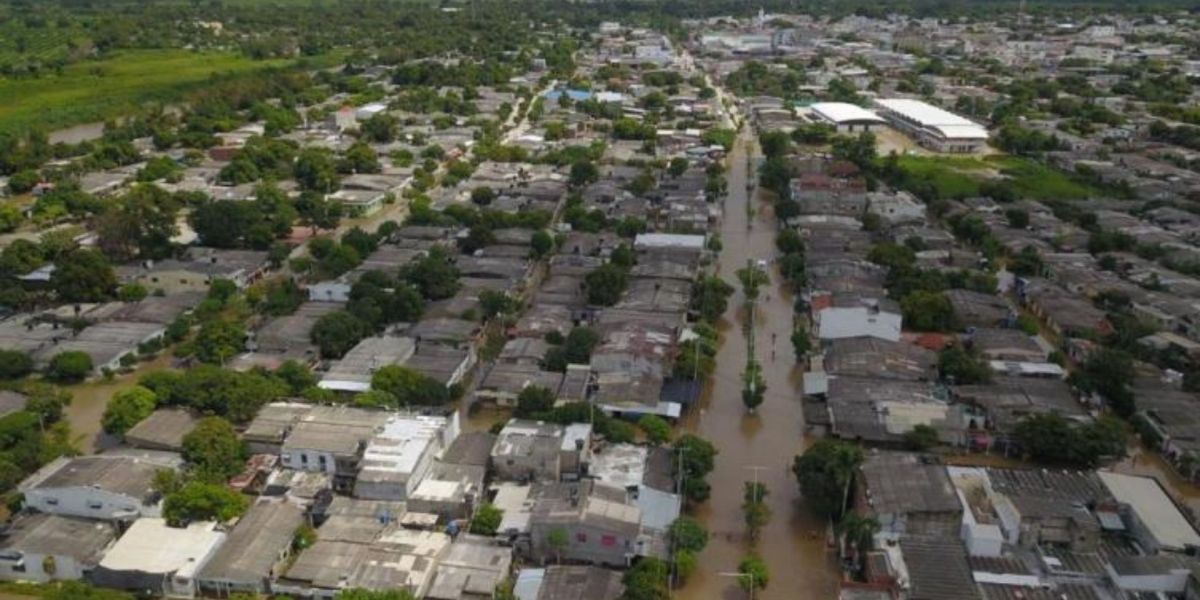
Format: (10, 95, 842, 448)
(1017, 0, 1027, 30)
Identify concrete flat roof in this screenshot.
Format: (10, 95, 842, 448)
(1098, 471, 1200, 551)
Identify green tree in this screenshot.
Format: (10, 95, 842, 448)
(162, 481, 248, 525)
(515, 385, 556, 418)
(569, 160, 599, 188)
(690, 276, 734, 321)
(0, 350, 34, 380)
(102, 385, 157, 435)
(741, 360, 766, 411)
(311, 310, 369, 358)
(295, 148, 339, 191)
(585, 263, 629, 306)
(182, 416, 247, 483)
(194, 319, 245, 365)
(793, 439, 863, 519)
(45, 351, 93, 383)
(371, 365, 448, 405)
(340, 142, 382, 174)
(669, 516, 708, 553)
(1005, 208, 1030, 229)
(52, 248, 116, 302)
(938, 345, 992, 384)
(401, 247, 460, 300)
(674, 434, 717, 504)
(546, 527, 569, 564)
(737, 554, 769, 593)
(620, 557, 669, 600)
(276, 360, 318, 395)
(901, 290, 958, 332)
(743, 481, 770, 540)
(736, 265, 768, 301)
(638, 415, 672, 445)
(1073, 348, 1137, 417)
(791, 328, 811, 360)
(470, 503, 504, 535)
(903, 424, 940, 451)
(531, 229, 554, 258)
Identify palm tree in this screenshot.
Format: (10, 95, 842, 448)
(837, 514, 880, 576)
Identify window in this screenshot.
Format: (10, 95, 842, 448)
(301, 454, 308, 464)
(11, 563, 24, 573)
(601, 535, 616, 547)
(87, 500, 103, 510)
(44, 498, 58, 506)
(576, 532, 588, 543)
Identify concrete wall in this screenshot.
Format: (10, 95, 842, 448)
(24, 487, 154, 520)
(0, 552, 87, 583)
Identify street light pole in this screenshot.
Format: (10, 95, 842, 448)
(718, 571, 755, 600)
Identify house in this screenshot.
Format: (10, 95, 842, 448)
(242, 402, 314, 455)
(813, 293, 902, 342)
(19, 455, 175, 520)
(425, 535, 514, 600)
(527, 480, 645, 567)
(813, 377, 966, 446)
(279, 406, 391, 491)
(805, 337, 936, 395)
(475, 363, 565, 407)
(945, 290, 1012, 330)
(1097, 471, 1200, 554)
(196, 501, 305, 596)
(966, 328, 1045, 362)
(91, 518, 227, 598)
(856, 452, 962, 539)
(277, 526, 450, 599)
(123, 408, 198, 452)
(355, 413, 460, 501)
(126, 248, 269, 294)
(491, 420, 569, 483)
(0, 513, 118, 583)
(318, 336, 416, 393)
(329, 189, 387, 217)
(513, 566, 625, 600)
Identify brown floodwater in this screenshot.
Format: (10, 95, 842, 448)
(674, 133, 839, 600)
(61, 353, 177, 453)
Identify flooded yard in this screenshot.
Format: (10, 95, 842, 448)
(61, 353, 177, 454)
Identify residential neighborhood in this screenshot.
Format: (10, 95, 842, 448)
(0, 3, 1199, 600)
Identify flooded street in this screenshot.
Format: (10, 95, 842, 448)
(675, 132, 839, 600)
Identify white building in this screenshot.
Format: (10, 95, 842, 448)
(0, 514, 118, 583)
(355, 102, 388, 122)
(91, 519, 227, 598)
(1098, 471, 1200, 554)
(355, 413, 461, 501)
(813, 294, 902, 342)
(809, 102, 887, 134)
(19, 455, 175, 521)
(874, 98, 989, 153)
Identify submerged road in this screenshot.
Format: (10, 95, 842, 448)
(675, 130, 839, 600)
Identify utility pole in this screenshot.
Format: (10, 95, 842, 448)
(719, 571, 756, 600)
(744, 465, 768, 504)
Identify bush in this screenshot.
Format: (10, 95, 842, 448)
(638, 415, 672, 445)
(102, 386, 157, 435)
(45, 351, 93, 383)
(0, 350, 34, 380)
(470, 503, 503, 535)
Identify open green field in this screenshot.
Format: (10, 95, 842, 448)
(893, 154, 1106, 200)
(0, 49, 295, 136)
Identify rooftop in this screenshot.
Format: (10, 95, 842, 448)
(98, 518, 225, 577)
(1098, 471, 1200, 552)
(20, 455, 162, 501)
(123, 408, 198, 451)
(198, 501, 305, 584)
(0, 513, 117, 564)
(859, 452, 961, 516)
(811, 102, 886, 124)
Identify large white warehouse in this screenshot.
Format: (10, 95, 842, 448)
(809, 102, 887, 134)
(874, 98, 989, 154)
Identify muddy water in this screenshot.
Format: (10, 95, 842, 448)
(675, 133, 839, 600)
(61, 353, 177, 454)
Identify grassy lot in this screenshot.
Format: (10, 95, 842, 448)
(0, 49, 295, 135)
(893, 154, 1105, 200)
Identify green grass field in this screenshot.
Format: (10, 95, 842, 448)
(894, 154, 1104, 200)
(0, 49, 295, 136)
